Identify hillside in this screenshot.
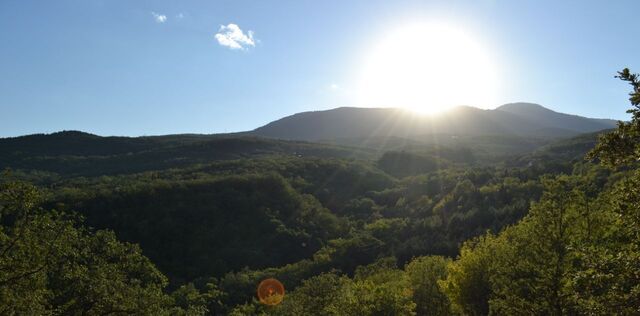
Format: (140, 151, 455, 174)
(0, 131, 372, 177)
(496, 103, 618, 133)
(250, 103, 617, 142)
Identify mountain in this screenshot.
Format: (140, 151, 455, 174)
(250, 103, 618, 142)
(496, 103, 618, 133)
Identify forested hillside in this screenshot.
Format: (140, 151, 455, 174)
(0, 132, 371, 177)
(0, 70, 638, 315)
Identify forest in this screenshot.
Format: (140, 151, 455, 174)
(1, 69, 639, 315)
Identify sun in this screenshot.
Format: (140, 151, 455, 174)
(356, 22, 500, 114)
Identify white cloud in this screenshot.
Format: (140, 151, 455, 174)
(330, 83, 339, 90)
(152, 12, 167, 23)
(214, 24, 256, 50)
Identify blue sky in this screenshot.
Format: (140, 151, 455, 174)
(1, 0, 639, 137)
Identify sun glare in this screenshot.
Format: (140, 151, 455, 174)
(357, 22, 500, 114)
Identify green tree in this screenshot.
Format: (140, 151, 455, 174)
(440, 235, 497, 316)
(271, 272, 350, 315)
(488, 177, 584, 315)
(0, 180, 179, 315)
(405, 256, 451, 316)
(570, 175, 640, 314)
(577, 68, 640, 314)
(327, 258, 416, 316)
(588, 68, 640, 166)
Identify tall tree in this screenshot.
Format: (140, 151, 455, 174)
(440, 235, 496, 316)
(489, 177, 585, 315)
(577, 68, 640, 313)
(588, 68, 640, 166)
(405, 256, 451, 316)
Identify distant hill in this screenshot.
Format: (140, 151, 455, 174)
(0, 131, 371, 177)
(250, 103, 617, 142)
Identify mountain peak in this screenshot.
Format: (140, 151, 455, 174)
(49, 130, 99, 138)
(496, 102, 554, 113)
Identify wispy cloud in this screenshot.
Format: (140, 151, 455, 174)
(151, 12, 167, 23)
(214, 24, 256, 50)
(176, 13, 184, 20)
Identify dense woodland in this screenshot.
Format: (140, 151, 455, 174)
(1, 69, 639, 315)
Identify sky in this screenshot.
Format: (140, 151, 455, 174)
(1, 0, 639, 137)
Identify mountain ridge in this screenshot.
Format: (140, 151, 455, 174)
(250, 103, 617, 142)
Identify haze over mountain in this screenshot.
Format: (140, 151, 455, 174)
(250, 102, 618, 142)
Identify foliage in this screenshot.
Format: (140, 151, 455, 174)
(324, 258, 416, 316)
(377, 151, 445, 178)
(270, 272, 351, 315)
(405, 256, 451, 316)
(440, 235, 496, 316)
(588, 68, 640, 166)
(0, 180, 181, 315)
